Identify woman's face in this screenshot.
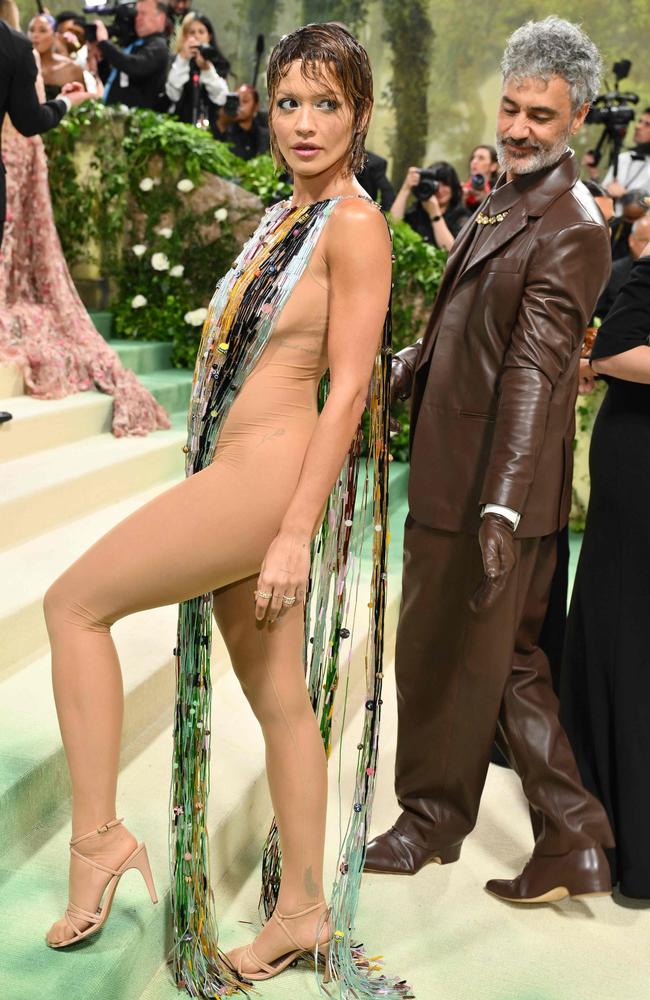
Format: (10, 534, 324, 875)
(187, 21, 210, 47)
(28, 15, 55, 54)
(470, 147, 494, 176)
(436, 180, 452, 209)
(270, 60, 356, 179)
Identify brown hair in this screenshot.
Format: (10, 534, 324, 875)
(0, 0, 20, 29)
(266, 22, 373, 176)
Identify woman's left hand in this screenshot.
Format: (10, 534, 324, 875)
(255, 530, 311, 622)
(425, 194, 442, 219)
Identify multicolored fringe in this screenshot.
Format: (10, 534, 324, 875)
(170, 194, 411, 999)
(170, 197, 341, 996)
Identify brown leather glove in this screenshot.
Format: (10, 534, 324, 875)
(469, 513, 516, 613)
(389, 341, 422, 431)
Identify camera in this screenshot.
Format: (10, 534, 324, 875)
(470, 173, 486, 192)
(223, 92, 240, 116)
(83, 1, 136, 47)
(412, 169, 440, 202)
(585, 58, 639, 170)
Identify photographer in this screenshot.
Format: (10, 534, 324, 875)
(462, 143, 498, 209)
(390, 160, 470, 251)
(165, 12, 228, 130)
(604, 108, 650, 213)
(214, 83, 269, 160)
(92, 0, 168, 110)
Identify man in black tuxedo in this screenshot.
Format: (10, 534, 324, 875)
(0, 19, 90, 422)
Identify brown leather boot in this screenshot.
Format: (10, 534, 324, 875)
(363, 826, 462, 875)
(485, 846, 612, 903)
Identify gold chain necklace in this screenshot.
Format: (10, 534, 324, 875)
(476, 208, 511, 226)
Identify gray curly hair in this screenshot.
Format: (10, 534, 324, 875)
(501, 17, 602, 112)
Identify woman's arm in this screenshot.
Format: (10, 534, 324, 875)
(255, 200, 392, 620)
(199, 63, 228, 106)
(389, 167, 420, 222)
(165, 55, 190, 102)
(591, 345, 650, 382)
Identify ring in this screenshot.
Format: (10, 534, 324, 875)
(282, 595, 297, 606)
(255, 590, 273, 600)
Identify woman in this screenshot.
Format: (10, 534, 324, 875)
(560, 244, 650, 899)
(165, 12, 229, 131)
(43, 21, 400, 999)
(390, 160, 470, 251)
(27, 12, 84, 100)
(0, 3, 167, 435)
(462, 143, 498, 209)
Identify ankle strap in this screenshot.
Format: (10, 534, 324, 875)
(275, 899, 327, 920)
(70, 816, 124, 846)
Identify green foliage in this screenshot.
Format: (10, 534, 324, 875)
(44, 105, 291, 367)
(301, 0, 370, 32)
(381, 0, 434, 185)
(388, 220, 447, 460)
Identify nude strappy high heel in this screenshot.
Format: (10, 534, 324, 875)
(229, 899, 331, 982)
(46, 816, 158, 949)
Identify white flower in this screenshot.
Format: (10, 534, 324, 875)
(132, 243, 147, 257)
(131, 294, 148, 309)
(177, 178, 194, 193)
(157, 227, 173, 239)
(213, 207, 228, 222)
(184, 307, 208, 326)
(151, 252, 170, 271)
(139, 177, 154, 192)
(169, 264, 185, 277)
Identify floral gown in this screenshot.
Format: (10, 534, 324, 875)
(0, 123, 169, 437)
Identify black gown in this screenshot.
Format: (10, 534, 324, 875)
(560, 256, 650, 898)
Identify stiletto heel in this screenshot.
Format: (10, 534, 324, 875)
(228, 899, 331, 982)
(46, 817, 157, 949)
(319, 940, 331, 983)
(126, 844, 159, 904)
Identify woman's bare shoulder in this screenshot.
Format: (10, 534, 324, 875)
(326, 197, 391, 262)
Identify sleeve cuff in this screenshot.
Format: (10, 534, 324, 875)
(57, 95, 72, 112)
(481, 503, 520, 530)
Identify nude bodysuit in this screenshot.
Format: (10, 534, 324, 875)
(43, 209, 337, 952)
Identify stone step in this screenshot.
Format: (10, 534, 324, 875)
(0, 479, 184, 674)
(0, 391, 113, 462)
(138, 371, 193, 416)
(1, 421, 186, 552)
(107, 340, 174, 376)
(0, 364, 24, 398)
(89, 310, 114, 340)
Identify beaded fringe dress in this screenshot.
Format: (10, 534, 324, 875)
(170, 196, 412, 999)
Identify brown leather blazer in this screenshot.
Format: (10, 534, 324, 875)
(406, 151, 611, 539)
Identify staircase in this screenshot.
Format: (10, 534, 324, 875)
(0, 334, 408, 1000)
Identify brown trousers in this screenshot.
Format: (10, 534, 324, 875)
(394, 515, 614, 856)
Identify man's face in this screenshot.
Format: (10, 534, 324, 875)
(135, 0, 165, 37)
(496, 75, 589, 178)
(172, 0, 190, 14)
(628, 213, 650, 258)
(58, 18, 86, 44)
(633, 112, 650, 146)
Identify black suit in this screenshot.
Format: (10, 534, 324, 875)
(98, 33, 169, 110)
(356, 151, 395, 212)
(0, 23, 67, 241)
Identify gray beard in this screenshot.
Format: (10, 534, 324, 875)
(496, 134, 571, 175)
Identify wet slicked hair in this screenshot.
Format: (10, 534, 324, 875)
(266, 22, 373, 176)
(502, 16, 602, 112)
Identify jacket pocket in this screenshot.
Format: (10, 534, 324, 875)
(459, 409, 495, 421)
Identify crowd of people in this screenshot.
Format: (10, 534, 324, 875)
(25, 0, 270, 159)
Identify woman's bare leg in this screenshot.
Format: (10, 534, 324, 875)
(43, 460, 290, 945)
(214, 575, 329, 970)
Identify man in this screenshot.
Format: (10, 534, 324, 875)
(595, 211, 650, 320)
(356, 150, 395, 212)
(214, 84, 269, 160)
(0, 18, 90, 424)
(604, 108, 650, 214)
(364, 17, 615, 903)
(610, 190, 649, 260)
(92, 0, 168, 110)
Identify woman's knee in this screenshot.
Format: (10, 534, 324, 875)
(43, 573, 113, 636)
